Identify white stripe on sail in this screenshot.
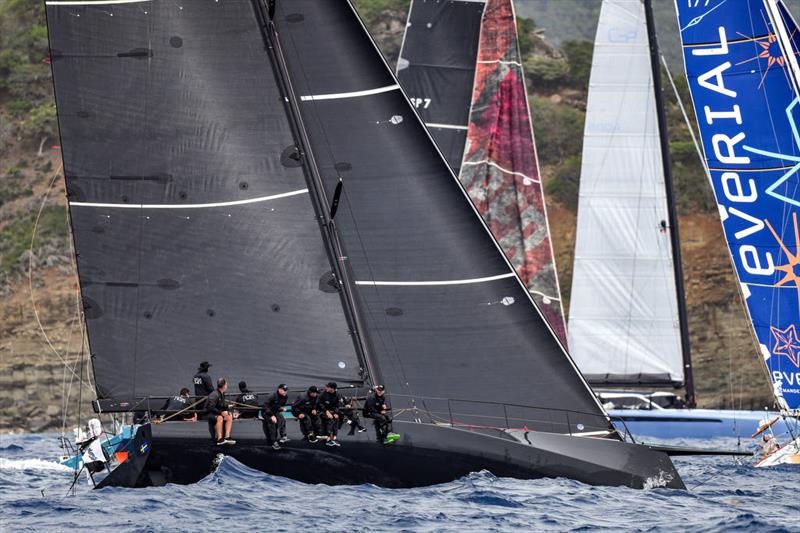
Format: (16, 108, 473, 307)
(477, 59, 523, 67)
(355, 273, 515, 286)
(46, 0, 152, 5)
(300, 85, 400, 102)
(425, 123, 469, 131)
(461, 160, 540, 183)
(70, 189, 309, 209)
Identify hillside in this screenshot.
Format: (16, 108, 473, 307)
(0, 1, 775, 433)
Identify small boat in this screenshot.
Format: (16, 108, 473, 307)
(675, 0, 800, 465)
(44, 0, 684, 489)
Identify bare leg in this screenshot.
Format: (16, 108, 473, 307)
(224, 413, 232, 438)
(215, 416, 223, 440)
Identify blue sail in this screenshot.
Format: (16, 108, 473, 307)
(675, 0, 800, 412)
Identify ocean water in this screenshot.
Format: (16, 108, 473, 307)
(1, 433, 798, 532)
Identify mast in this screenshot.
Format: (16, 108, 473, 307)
(644, 0, 695, 406)
(251, 0, 379, 386)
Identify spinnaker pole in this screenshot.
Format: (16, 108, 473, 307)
(644, 0, 695, 406)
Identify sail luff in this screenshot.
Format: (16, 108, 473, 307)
(643, 0, 695, 405)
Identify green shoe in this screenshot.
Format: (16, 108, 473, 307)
(382, 433, 400, 444)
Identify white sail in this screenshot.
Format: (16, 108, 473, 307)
(568, 0, 683, 385)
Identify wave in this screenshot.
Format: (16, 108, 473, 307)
(0, 458, 72, 473)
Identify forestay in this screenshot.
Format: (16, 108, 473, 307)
(568, 0, 684, 386)
(675, 0, 800, 411)
(46, 0, 363, 399)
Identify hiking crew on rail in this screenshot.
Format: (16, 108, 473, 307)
(160, 362, 397, 448)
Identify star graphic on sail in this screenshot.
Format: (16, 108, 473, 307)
(734, 10, 799, 88)
(765, 212, 800, 310)
(770, 324, 800, 367)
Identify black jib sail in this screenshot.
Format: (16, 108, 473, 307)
(396, 0, 485, 173)
(45, 0, 365, 399)
(272, 1, 606, 433)
(47, 0, 606, 432)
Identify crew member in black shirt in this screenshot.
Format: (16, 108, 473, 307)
(292, 386, 321, 442)
(161, 388, 197, 421)
(193, 361, 214, 397)
(234, 381, 259, 419)
(364, 385, 392, 444)
(205, 378, 235, 445)
(262, 384, 289, 450)
(318, 382, 343, 447)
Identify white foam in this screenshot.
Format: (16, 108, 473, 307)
(0, 457, 72, 473)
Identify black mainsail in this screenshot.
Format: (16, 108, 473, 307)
(46, 0, 364, 399)
(45, 0, 684, 490)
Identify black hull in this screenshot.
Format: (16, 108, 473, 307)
(132, 420, 684, 490)
(95, 424, 152, 489)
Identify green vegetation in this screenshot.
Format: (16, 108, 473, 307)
(0, 205, 67, 281)
(0, 0, 52, 148)
(352, 0, 410, 26)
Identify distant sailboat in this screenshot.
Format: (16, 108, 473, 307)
(45, 0, 683, 488)
(675, 0, 800, 464)
(569, 0, 788, 440)
(396, 0, 568, 344)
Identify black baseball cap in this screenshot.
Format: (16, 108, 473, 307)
(277, 383, 288, 390)
(308, 385, 319, 393)
(326, 381, 338, 389)
(374, 385, 385, 391)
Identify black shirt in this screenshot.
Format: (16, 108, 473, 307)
(235, 390, 260, 418)
(292, 394, 320, 416)
(162, 395, 194, 419)
(193, 371, 214, 397)
(364, 393, 388, 417)
(318, 390, 342, 414)
(264, 392, 288, 417)
(204, 390, 227, 416)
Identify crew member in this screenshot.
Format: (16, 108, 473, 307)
(318, 382, 343, 447)
(193, 361, 214, 397)
(340, 394, 367, 436)
(292, 385, 321, 442)
(161, 388, 197, 421)
(262, 384, 289, 450)
(234, 381, 260, 419)
(205, 378, 235, 445)
(364, 385, 393, 444)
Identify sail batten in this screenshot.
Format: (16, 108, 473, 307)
(568, 0, 685, 387)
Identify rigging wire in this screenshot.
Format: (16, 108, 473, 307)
(27, 162, 94, 393)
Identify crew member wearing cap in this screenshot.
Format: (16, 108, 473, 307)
(262, 384, 289, 450)
(234, 381, 259, 419)
(292, 386, 321, 443)
(193, 361, 214, 397)
(364, 385, 393, 444)
(318, 382, 343, 447)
